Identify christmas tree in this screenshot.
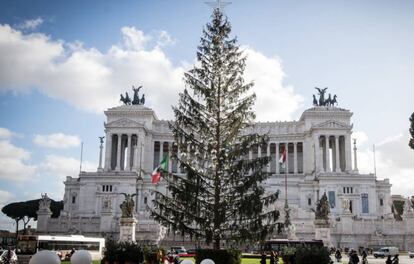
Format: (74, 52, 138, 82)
(151, 8, 279, 249)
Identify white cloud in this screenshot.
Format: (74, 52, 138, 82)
(243, 47, 304, 121)
(39, 154, 96, 179)
(156, 30, 176, 47)
(0, 190, 15, 231)
(0, 127, 14, 139)
(121, 26, 151, 51)
(357, 132, 414, 196)
(0, 24, 303, 121)
(33, 133, 81, 149)
(17, 17, 44, 30)
(0, 140, 36, 181)
(0, 190, 14, 209)
(352, 131, 369, 147)
(0, 24, 185, 117)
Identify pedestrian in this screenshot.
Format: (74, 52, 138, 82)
(361, 249, 368, 264)
(392, 254, 399, 264)
(260, 251, 266, 264)
(335, 249, 342, 262)
(270, 251, 277, 264)
(385, 255, 392, 264)
(349, 250, 359, 264)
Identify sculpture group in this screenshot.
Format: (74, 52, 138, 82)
(119, 193, 137, 218)
(120, 85, 145, 105)
(313, 87, 338, 107)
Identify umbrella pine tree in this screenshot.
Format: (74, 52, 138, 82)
(151, 9, 279, 249)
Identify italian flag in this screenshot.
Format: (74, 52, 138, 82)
(152, 155, 169, 184)
(279, 146, 287, 168)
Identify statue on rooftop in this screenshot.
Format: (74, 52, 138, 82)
(312, 87, 338, 107)
(315, 87, 328, 106)
(120, 86, 146, 105)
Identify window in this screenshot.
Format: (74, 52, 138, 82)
(72, 196, 76, 204)
(361, 193, 369, 213)
(144, 197, 147, 204)
(343, 187, 354, 194)
(102, 185, 113, 192)
(380, 198, 384, 206)
(328, 191, 336, 208)
(308, 198, 312, 206)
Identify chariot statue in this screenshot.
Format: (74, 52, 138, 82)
(120, 85, 146, 106)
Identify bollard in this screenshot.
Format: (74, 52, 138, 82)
(28, 250, 60, 264)
(70, 250, 93, 264)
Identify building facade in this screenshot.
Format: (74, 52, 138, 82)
(37, 102, 414, 250)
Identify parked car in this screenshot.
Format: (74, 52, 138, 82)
(409, 250, 414, 258)
(373, 247, 399, 258)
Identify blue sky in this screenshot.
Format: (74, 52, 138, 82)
(0, 0, 414, 230)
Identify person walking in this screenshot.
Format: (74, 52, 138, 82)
(392, 254, 399, 264)
(270, 251, 277, 264)
(260, 251, 266, 264)
(385, 255, 392, 264)
(335, 249, 342, 263)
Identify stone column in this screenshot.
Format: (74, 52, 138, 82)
(335, 136, 341, 172)
(159, 141, 163, 165)
(104, 133, 112, 171)
(353, 138, 358, 172)
(275, 143, 280, 174)
(126, 134, 132, 171)
(325, 136, 331, 172)
(314, 135, 321, 173)
(345, 134, 352, 171)
(293, 142, 298, 174)
(168, 142, 172, 173)
(116, 134, 122, 171)
(98, 138, 104, 172)
(267, 143, 270, 173)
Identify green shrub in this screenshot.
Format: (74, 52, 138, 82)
(295, 246, 331, 264)
(103, 239, 144, 264)
(195, 249, 241, 264)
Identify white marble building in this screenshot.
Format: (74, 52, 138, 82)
(37, 102, 414, 250)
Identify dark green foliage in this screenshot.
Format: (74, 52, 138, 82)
(151, 8, 279, 250)
(391, 200, 404, 221)
(1, 198, 63, 239)
(103, 239, 145, 264)
(195, 249, 241, 264)
(410, 112, 414, 149)
(295, 246, 331, 264)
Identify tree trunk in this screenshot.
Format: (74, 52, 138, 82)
(14, 218, 19, 243)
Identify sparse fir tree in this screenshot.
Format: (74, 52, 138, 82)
(409, 112, 414, 150)
(151, 9, 279, 250)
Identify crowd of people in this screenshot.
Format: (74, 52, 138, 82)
(332, 247, 400, 264)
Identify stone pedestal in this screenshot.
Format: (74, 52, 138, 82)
(314, 219, 331, 247)
(119, 217, 137, 242)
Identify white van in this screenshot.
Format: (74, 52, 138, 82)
(373, 247, 399, 258)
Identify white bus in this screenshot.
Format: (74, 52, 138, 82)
(17, 235, 105, 261)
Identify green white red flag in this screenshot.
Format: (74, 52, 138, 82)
(152, 155, 169, 184)
(279, 146, 287, 168)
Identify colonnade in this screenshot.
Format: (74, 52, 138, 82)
(152, 141, 305, 175)
(104, 133, 144, 171)
(315, 134, 351, 172)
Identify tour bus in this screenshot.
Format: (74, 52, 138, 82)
(16, 235, 105, 261)
(261, 239, 324, 252)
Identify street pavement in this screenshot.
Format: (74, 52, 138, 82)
(331, 254, 414, 264)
